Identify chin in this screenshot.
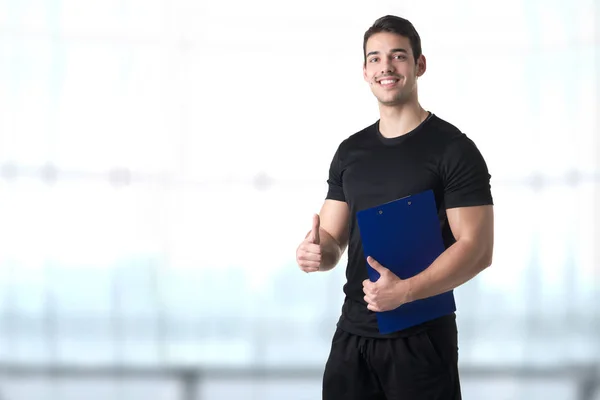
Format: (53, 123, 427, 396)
(377, 96, 405, 107)
(372, 90, 402, 105)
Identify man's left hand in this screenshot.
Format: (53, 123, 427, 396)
(362, 256, 410, 312)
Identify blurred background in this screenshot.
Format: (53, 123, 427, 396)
(0, 0, 599, 399)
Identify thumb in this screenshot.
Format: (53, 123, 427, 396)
(309, 214, 320, 244)
(367, 256, 389, 276)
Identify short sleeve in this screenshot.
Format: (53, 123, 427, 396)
(325, 144, 346, 202)
(440, 134, 493, 209)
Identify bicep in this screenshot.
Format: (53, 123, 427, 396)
(319, 199, 350, 250)
(447, 205, 494, 252)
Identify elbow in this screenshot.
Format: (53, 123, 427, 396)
(483, 256, 493, 269)
(471, 254, 492, 277)
(481, 247, 493, 269)
(461, 237, 493, 271)
(468, 238, 493, 272)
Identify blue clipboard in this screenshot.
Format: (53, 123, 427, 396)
(356, 189, 456, 334)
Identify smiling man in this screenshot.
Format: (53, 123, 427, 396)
(295, 15, 494, 400)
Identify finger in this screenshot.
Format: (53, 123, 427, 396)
(363, 289, 376, 300)
(298, 260, 320, 269)
(301, 243, 322, 255)
(364, 295, 379, 311)
(298, 250, 322, 262)
(367, 256, 389, 275)
(309, 214, 320, 244)
(362, 278, 376, 289)
(301, 266, 320, 273)
(367, 303, 380, 312)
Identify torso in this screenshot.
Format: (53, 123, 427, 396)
(331, 113, 473, 338)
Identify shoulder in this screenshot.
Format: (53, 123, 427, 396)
(334, 121, 378, 155)
(426, 114, 483, 155)
(426, 114, 464, 143)
(344, 121, 379, 145)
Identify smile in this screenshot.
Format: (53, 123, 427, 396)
(378, 79, 399, 87)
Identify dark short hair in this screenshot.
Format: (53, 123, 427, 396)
(363, 15, 422, 64)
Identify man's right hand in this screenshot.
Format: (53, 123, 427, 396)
(296, 214, 322, 273)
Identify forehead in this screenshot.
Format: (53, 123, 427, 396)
(365, 32, 412, 54)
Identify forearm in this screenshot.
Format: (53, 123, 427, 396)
(406, 239, 492, 302)
(305, 229, 344, 271)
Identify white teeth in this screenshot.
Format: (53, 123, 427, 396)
(380, 79, 397, 85)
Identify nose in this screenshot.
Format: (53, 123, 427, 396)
(381, 66, 395, 75)
(381, 58, 395, 74)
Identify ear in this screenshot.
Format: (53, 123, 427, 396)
(416, 54, 427, 77)
(363, 63, 370, 83)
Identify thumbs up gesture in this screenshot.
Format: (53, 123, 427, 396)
(362, 256, 408, 312)
(296, 214, 322, 273)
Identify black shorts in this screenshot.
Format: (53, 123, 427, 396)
(322, 319, 461, 400)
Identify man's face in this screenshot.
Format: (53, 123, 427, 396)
(363, 32, 425, 107)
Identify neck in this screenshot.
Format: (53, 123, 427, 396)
(378, 100, 429, 139)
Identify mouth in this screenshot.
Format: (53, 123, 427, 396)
(376, 77, 400, 88)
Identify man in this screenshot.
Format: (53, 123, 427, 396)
(295, 15, 494, 400)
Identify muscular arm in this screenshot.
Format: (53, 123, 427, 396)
(306, 199, 350, 271)
(405, 204, 494, 302)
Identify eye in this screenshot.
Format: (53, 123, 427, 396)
(394, 54, 407, 60)
(369, 57, 379, 63)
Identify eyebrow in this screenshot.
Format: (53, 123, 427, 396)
(366, 48, 409, 58)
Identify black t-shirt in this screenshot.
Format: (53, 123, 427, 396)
(326, 113, 494, 338)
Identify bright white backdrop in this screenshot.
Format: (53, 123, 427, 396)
(0, 0, 598, 399)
